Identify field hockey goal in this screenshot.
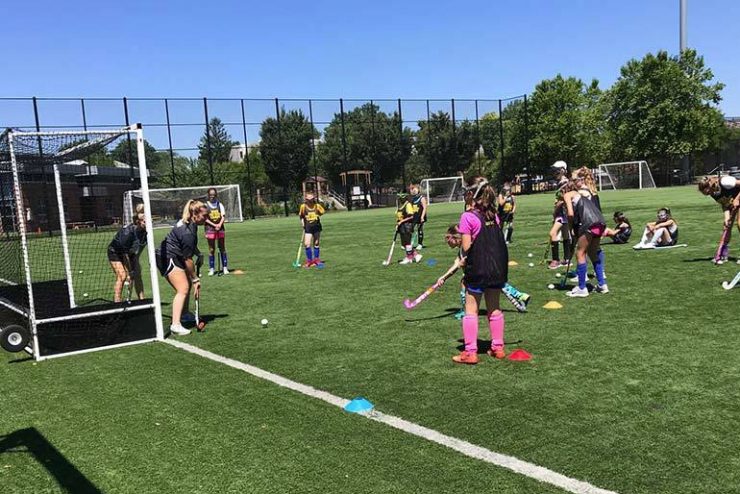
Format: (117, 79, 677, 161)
(420, 176, 465, 204)
(0, 125, 163, 360)
(597, 161, 656, 191)
(123, 184, 243, 228)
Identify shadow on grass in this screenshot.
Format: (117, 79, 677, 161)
(455, 338, 524, 353)
(682, 256, 737, 263)
(7, 355, 34, 364)
(0, 428, 102, 493)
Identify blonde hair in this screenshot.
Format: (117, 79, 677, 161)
(464, 176, 498, 221)
(573, 167, 598, 195)
(135, 203, 145, 214)
(181, 199, 206, 224)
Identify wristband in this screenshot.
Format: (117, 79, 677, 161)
(191, 277, 200, 284)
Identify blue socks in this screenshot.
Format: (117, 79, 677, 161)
(593, 250, 605, 286)
(305, 247, 313, 261)
(209, 255, 215, 269)
(313, 247, 320, 259)
(577, 262, 588, 289)
(221, 252, 228, 268)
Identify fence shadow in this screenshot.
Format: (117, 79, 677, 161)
(0, 427, 102, 494)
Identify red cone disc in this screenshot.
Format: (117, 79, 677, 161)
(507, 349, 531, 361)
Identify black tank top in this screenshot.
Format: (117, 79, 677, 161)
(463, 212, 508, 287)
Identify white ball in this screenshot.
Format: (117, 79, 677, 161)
(260, 318, 268, 326)
(555, 273, 562, 278)
(83, 293, 89, 297)
(528, 262, 534, 267)
(527, 253, 533, 258)
(547, 284, 555, 290)
(78, 270, 84, 274)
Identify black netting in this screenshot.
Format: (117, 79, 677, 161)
(0, 129, 158, 358)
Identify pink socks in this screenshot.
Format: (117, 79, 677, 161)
(488, 311, 504, 349)
(462, 315, 478, 352)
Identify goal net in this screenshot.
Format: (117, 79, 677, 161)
(420, 176, 465, 204)
(597, 161, 656, 191)
(0, 126, 163, 360)
(123, 184, 243, 228)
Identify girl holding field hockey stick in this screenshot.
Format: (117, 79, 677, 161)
(299, 193, 325, 268)
(564, 167, 607, 297)
(451, 177, 508, 365)
(204, 187, 229, 275)
(396, 192, 422, 264)
(548, 161, 573, 269)
(157, 200, 208, 335)
(698, 175, 740, 264)
(108, 204, 147, 302)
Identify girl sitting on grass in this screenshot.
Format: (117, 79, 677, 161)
(633, 208, 679, 250)
(603, 211, 632, 244)
(451, 176, 508, 365)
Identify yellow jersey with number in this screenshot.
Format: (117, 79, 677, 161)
(299, 203, 325, 224)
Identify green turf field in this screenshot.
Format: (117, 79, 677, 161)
(2, 185, 740, 493)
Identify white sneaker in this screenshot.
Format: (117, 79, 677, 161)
(399, 257, 413, 265)
(414, 253, 423, 263)
(181, 312, 195, 323)
(170, 324, 191, 336)
(208, 268, 215, 276)
(566, 286, 589, 298)
(642, 243, 656, 249)
(416, 244, 423, 251)
(595, 284, 609, 294)
(633, 242, 644, 250)
(222, 266, 230, 275)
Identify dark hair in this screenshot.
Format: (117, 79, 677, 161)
(207, 187, 217, 196)
(613, 211, 630, 226)
(464, 176, 497, 221)
(446, 224, 460, 236)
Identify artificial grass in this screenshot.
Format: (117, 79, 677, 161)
(2, 185, 740, 493)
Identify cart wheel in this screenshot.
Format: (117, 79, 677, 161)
(1, 325, 30, 353)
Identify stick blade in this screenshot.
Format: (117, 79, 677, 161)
(403, 299, 413, 309)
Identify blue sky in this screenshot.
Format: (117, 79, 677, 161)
(1, 0, 738, 149)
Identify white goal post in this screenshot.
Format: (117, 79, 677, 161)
(597, 161, 656, 191)
(124, 184, 243, 228)
(420, 176, 465, 204)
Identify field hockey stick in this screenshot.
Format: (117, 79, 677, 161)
(559, 231, 575, 288)
(403, 270, 456, 309)
(722, 271, 740, 290)
(382, 229, 399, 266)
(292, 233, 304, 268)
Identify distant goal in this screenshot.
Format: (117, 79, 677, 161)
(420, 176, 465, 204)
(596, 161, 656, 191)
(124, 184, 243, 228)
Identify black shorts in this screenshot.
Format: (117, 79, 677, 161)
(304, 222, 322, 235)
(108, 250, 138, 264)
(158, 256, 186, 277)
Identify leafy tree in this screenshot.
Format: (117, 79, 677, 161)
(415, 111, 478, 178)
(318, 103, 412, 185)
(198, 117, 239, 164)
(110, 138, 160, 170)
(527, 75, 608, 172)
(259, 108, 316, 190)
(479, 101, 530, 181)
(607, 50, 725, 167)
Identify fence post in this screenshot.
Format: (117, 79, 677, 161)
(164, 99, 176, 187)
(523, 94, 530, 194)
(451, 98, 458, 174)
(498, 99, 505, 183)
(80, 99, 88, 131)
(339, 98, 352, 211)
(275, 98, 290, 217)
(203, 97, 214, 185)
(123, 97, 135, 183)
(474, 100, 482, 175)
(308, 99, 320, 205)
(240, 99, 256, 219)
(398, 98, 406, 188)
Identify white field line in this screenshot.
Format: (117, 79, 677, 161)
(165, 339, 618, 494)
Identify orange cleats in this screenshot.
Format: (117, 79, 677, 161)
(452, 351, 479, 365)
(487, 347, 506, 359)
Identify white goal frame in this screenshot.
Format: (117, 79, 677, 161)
(123, 184, 243, 227)
(597, 161, 656, 191)
(420, 176, 465, 204)
(2, 125, 164, 361)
